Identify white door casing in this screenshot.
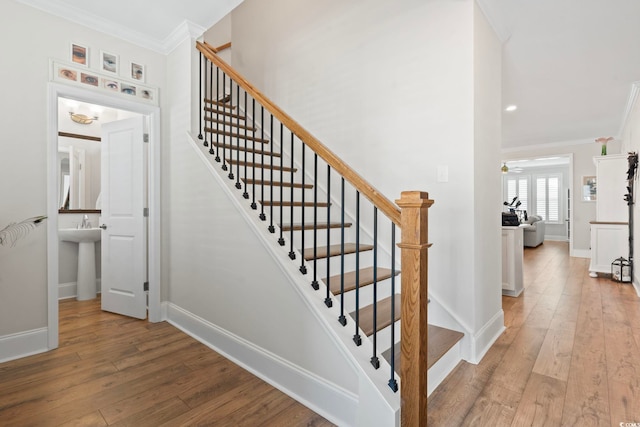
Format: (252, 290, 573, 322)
(100, 116, 147, 319)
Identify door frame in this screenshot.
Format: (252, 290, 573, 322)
(46, 83, 162, 349)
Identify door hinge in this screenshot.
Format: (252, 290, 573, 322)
(144, 282, 149, 291)
(143, 207, 149, 217)
(143, 133, 149, 143)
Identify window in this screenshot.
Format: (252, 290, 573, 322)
(535, 174, 561, 223)
(504, 176, 529, 212)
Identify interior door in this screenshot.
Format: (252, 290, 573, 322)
(100, 116, 147, 319)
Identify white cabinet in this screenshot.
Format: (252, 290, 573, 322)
(589, 155, 629, 277)
(502, 226, 524, 297)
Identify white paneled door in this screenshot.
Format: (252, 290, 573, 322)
(100, 117, 147, 319)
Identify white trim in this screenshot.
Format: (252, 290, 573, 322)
(166, 302, 357, 427)
(502, 138, 594, 154)
(0, 328, 49, 363)
(618, 81, 640, 139)
(469, 309, 505, 364)
(47, 82, 162, 352)
(163, 20, 206, 54)
(633, 275, 640, 297)
(58, 279, 102, 300)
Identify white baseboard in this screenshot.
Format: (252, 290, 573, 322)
(0, 327, 49, 363)
(58, 279, 102, 300)
(469, 309, 505, 364)
(165, 303, 357, 427)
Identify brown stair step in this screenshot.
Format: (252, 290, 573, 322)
(324, 266, 398, 295)
(226, 159, 296, 172)
(205, 116, 256, 131)
(351, 294, 401, 337)
(260, 200, 330, 207)
(382, 325, 464, 372)
(204, 106, 246, 120)
(280, 222, 352, 232)
(204, 98, 236, 109)
(211, 142, 280, 157)
(205, 127, 269, 144)
(303, 243, 374, 260)
(242, 179, 313, 189)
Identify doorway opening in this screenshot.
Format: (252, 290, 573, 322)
(47, 83, 162, 350)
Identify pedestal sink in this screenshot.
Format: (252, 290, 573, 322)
(59, 228, 102, 300)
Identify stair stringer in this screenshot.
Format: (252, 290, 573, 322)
(173, 131, 401, 426)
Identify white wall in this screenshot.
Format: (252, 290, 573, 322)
(0, 1, 166, 339)
(226, 0, 503, 359)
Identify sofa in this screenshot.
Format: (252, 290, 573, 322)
(523, 215, 545, 247)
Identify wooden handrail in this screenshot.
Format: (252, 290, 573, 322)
(196, 41, 401, 226)
(211, 42, 232, 53)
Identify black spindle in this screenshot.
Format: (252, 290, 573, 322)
(299, 143, 307, 274)
(370, 207, 380, 368)
(268, 115, 275, 233)
(388, 223, 398, 393)
(235, 85, 242, 189)
(311, 154, 319, 289)
(242, 91, 249, 199)
(198, 52, 203, 140)
(250, 99, 257, 210)
(204, 60, 210, 148)
(353, 192, 362, 346)
(221, 72, 227, 171)
(259, 106, 266, 221)
(208, 62, 214, 154)
(288, 133, 296, 260)
(338, 178, 347, 326)
(213, 67, 220, 160)
(227, 81, 234, 180)
(277, 123, 285, 246)
(324, 166, 332, 308)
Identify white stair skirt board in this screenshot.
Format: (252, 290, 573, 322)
(427, 340, 462, 397)
(0, 327, 49, 363)
(165, 302, 357, 427)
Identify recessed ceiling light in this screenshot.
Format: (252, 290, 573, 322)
(505, 105, 518, 112)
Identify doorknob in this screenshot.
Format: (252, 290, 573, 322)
(99, 224, 107, 230)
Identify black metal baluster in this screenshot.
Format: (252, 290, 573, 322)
(250, 99, 257, 210)
(198, 52, 203, 141)
(370, 207, 380, 368)
(277, 123, 285, 246)
(208, 62, 214, 154)
(221, 72, 227, 171)
(338, 178, 347, 326)
(299, 143, 307, 274)
(353, 191, 362, 345)
(235, 85, 242, 189)
(213, 67, 220, 160)
(311, 154, 319, 289)
(324, 168, 333, 307)
(204, 60, 210, 148)
(388, 223, 398, 393)
(268, 114, 275, 233)
(288, 133, 296, 260)
(259, 106, 266, 221)
(242, 91, 249, 199)
(227, 80, 234, 180)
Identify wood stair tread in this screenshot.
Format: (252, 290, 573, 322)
(324, 266, 398, 295)
(205, 127, 269, 144)
(242, 179, 313, 189)
(260, 200, 330, 207)
(204, 107, 246, 120)
(226, 159, 296, 172)
(351, 294, 401, 337)
(211, 142, 280, 157)
(303, 243, 374, 260)
(204, 98, 236, 109)
(280, 222, 352, 231)
(381, 325, 464, 372)
(205, 116, 256, 131)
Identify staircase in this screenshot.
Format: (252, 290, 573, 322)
(194, 41, 463, 426)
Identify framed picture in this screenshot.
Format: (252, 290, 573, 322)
(130, 62, 145, 82)
(57, 67, 78, 82)
(101, 78, 119, 91)
(582, 176, 597, 201)
(70, 43, 88, 66)
(121, 83, 136, 96)
(100, 51, 118, 74)
(80, 72, 99, 87)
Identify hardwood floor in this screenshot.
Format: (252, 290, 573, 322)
(428, 241, 640, 426)
(0, 299, 334, 426)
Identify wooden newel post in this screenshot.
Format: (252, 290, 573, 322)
(396, 191, 433, 427)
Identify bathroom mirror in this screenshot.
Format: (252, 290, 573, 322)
(58, 136, 101, 212)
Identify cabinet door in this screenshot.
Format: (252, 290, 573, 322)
(596, 156, 627, 222)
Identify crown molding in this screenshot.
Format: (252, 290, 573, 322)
(16, 0, 206, 54)
(618, 81, 640, 138)
(475, 0, 510, 43)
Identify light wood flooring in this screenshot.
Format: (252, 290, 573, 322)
(0, 299, 334, 426)
(428, 240, 640, 426)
